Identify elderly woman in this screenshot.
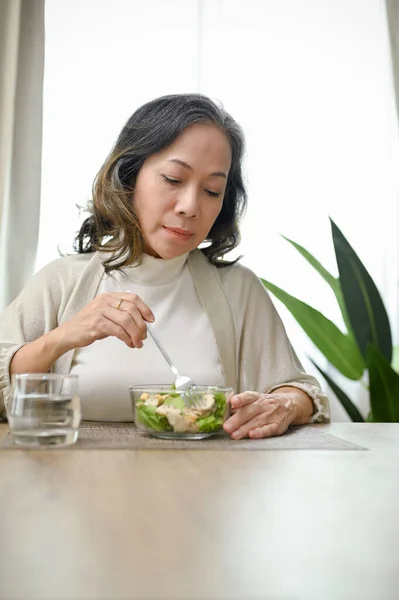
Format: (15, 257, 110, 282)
(0, 93, 329, 438)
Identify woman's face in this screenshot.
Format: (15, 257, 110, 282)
(133, 123, 232, 259)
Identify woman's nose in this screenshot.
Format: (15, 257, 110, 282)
(174, 188, 199, 218)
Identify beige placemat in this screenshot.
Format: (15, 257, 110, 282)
(0, 422, 365, 451)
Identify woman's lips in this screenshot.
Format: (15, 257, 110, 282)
(163, 226, 193, 241)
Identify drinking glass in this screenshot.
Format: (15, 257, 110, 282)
(8, 373, 81, 447)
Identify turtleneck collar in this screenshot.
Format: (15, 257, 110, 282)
(118, 252, 189, 286)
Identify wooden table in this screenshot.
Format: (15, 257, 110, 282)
(0, 423, 398, 600)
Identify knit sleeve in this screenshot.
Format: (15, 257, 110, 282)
(0, 257, 71, 418)
(0, 344, 27, 416)
(219, 263, 330, 423)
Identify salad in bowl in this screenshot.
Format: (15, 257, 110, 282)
(130, 385, 233, 439)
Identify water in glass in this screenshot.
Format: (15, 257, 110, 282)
(9, 374, 81, 447)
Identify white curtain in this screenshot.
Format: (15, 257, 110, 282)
(386, 0, 399, 110)
(386, 0, 399, 328)
(0, 0, 45, 311)
(36, 0, 399, 421)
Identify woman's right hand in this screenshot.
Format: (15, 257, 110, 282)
(56, 292, 155, 351)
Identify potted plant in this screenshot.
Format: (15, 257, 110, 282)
(261, 219, 399, 422)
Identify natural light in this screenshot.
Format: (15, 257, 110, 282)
(37, 0, 399, 420)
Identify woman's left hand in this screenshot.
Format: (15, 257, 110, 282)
(223, 390, 303, 440)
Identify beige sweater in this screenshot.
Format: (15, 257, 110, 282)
(0, 249, 330, 421)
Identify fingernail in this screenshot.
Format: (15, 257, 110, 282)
(224, 422, 233, 432)
(149, 315, 155, 322)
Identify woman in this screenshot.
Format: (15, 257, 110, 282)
(0, 93, 329, 438)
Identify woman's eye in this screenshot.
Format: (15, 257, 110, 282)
(162, 175, 221, 197)
(162, 175, 181, 185)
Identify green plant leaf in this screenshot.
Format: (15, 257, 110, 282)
(310, 359, 364, 422)
(331, 219, 392, 362)
(367, 344, 399, 422)
(261, 278, 365, 380)
(392, 345, 399, 374)
(281, 235, 353, 335)
(281, 235, 337, 287)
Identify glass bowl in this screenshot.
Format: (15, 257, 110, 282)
(130, 384, 233, 440)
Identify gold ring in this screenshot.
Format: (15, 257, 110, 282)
(116, 298, 124, 310)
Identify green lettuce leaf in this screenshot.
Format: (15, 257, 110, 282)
(197, 415, 224, 432)
(164, 394, 186, 410)
(213, 392, 227, 419)
(136, 404, 171, 431)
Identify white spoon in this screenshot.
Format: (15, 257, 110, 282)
(146, 324, 194, 391)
